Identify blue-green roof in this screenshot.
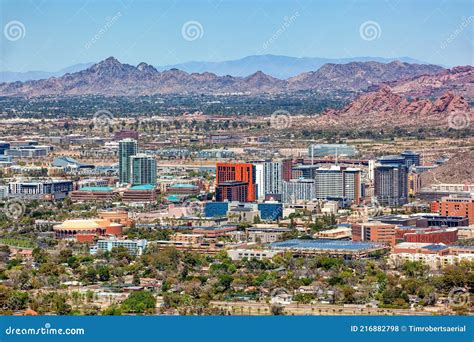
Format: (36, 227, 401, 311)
(130, 184, 156, 190)
(166, 194, 184, 203)
(79, 186, 113, 192)
(169, 183, 198, 189)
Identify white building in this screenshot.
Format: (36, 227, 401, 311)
(254, 161, 283, 200)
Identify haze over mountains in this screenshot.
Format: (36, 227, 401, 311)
(0, 55, 432, 83)
(0, 57, 445, 97)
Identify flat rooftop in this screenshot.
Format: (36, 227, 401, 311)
(271, 239, 382, 251)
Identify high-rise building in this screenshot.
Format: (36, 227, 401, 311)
(254, 161, 283, 200)
(374, 164, 408, 206)
(282, 159, 293, 181)
(119, 139, 138, 184)
(0, 142, 10, 155)
(401, 150, 421, 168)
(216, 163, 256, 202)
(216, 181, 249, 202)
(130, 154, 157, 186)
(314, 166, 362, 205)
(282, 179, 316, 203)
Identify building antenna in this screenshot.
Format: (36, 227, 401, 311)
(311, 143, 314, 165)
(335, 147, 338, 166)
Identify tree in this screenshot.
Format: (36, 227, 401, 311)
(97, 266, 110, 282)
(121, 291, 156, 314)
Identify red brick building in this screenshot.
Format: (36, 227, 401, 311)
(431, 194, 474, 224)
(352, 222, 396, 245)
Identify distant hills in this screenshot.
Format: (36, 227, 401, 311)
(0, 63, 94, 83)
(154, 55, 431, 79)
(0, 57, 445, 97)
(0, 54, 432, 83)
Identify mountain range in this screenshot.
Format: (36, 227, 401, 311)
(0, 55, 432, 83)
(0, 57, 445, 97)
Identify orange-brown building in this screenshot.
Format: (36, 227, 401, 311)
(216, 162, 256, 202)
(98, 211, 132, 227)
(352, 221, 396, 245)
(431, 194, 474, 224)
(53, 219, 123, 242)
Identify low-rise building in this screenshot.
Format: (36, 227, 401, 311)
(227, 249, 280, 261)
(91, 237, 147, 256)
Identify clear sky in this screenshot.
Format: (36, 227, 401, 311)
(0, 0, 473, 72)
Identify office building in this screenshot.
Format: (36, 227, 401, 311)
(314, 166, 362, 205)
(8, 179, 73, 199)
(374, 164, 408, 206)
(0, 142, 10, 155)
(254, 161, 283, 200)
(352, 222, 397, 245)
(119, 139, 138, 184)
(94, 237, 147, 256)
(431, 194, 474, 224)
(308, 144, 357, 157)
(216, 181, 248, 202)
(282, 159, 293, 181)
(282, 179, 316, 203)
(216, 163, 256, 202)
(401, 150, 421, 168)
(130, 154, 157, 186)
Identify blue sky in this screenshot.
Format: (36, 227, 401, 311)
(1, 0, 473, 72)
